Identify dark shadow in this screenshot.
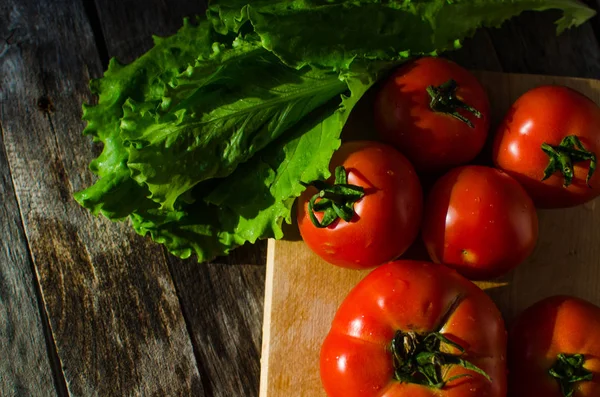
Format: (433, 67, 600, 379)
(341, 77, 384, 142)
(281, 201, 302, 242)
(471, 98, 516, 168)
(81, 0, 110, 70)
(400, 234, 431, 262)
(210, 240, 267, 266)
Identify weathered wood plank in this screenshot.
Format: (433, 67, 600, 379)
(92, 1, 267, 394)
(448, 9, 600, 78)
(0, 1, 204, 395)
(93, 0, 208, 64)
(0, 154, 60, 397)
(0, 34, 58, 394)
(166, 256, 266, 397)
(487, 11, 600, 78)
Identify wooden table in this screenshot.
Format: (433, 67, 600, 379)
(1, 2, 599, 396)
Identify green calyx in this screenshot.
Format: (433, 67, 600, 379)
(391, 330, 491, 389)
(426, 79, 482, 128)
(541, 135, 597, 188)
(549, 353, 593, 397)
(302, 166, 365, 228)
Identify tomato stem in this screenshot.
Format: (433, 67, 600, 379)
(541, 135, 597, 188)
(549, 353, 593, 397)
(301, 166, 365, 228)
(390, 330, 491, 389)
(426, 79, 482, 128)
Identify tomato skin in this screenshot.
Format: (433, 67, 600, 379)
(493, 85, 600, 208)
(422, 165, 538, 280)
(374, 57, 490, 173)
(320, 260, 507, 397)
(297, 141, 423, 269)
(509, 296, 600, 397)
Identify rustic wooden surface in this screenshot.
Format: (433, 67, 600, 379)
(1, 1, 203, 396)
(1, 1, 599, 396)
(0, 78, 58, 397)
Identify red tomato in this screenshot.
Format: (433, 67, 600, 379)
(320, 260, 507, 397)
(510, 296, 600, 396)
(297, 141, 422, 269)
(374, 57, 490, 173)
(422, 165, 538, 280)
(493, 85, 600, 208)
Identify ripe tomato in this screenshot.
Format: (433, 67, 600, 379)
(509, 296, 600, 396)
(493, 85, 600, 208)
(320, 260, 507, 397)
(374, 57, 490, 173)
(297, 141, 422, 269)
(422, 165, 538, 280)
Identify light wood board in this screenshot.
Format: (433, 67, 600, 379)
(259, 72, 600, 397)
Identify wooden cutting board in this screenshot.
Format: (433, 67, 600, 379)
(258, 72, 600, 397)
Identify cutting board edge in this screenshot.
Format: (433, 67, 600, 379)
(259, 239, 277, 397)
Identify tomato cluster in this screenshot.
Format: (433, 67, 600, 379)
(296, 57, 600, 396)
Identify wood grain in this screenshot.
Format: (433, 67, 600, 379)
(93, 0, 208, 64)
(260, 73, 600, 397)
(0, 1, 203, 395)
(166, 256, 265, 397)
(486, 11, 600, 78)
(92, 1, 267, 396)
(448, 9, 600, 78)
(0, 91, 58, 397)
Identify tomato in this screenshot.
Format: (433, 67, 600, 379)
(374, 57, 490, 173)
(297, 141, 422, 269)
(320, 260, 507, 397)
(509, 296, 600, 396)
(493, 85, 600, 208)
(422, 165, 538, 280)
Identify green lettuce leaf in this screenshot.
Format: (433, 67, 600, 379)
(75, 18, 214, 218)
(121, 36, 346, 210)
(130, 76, 374, 260)
(207, 0, 262, 34)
